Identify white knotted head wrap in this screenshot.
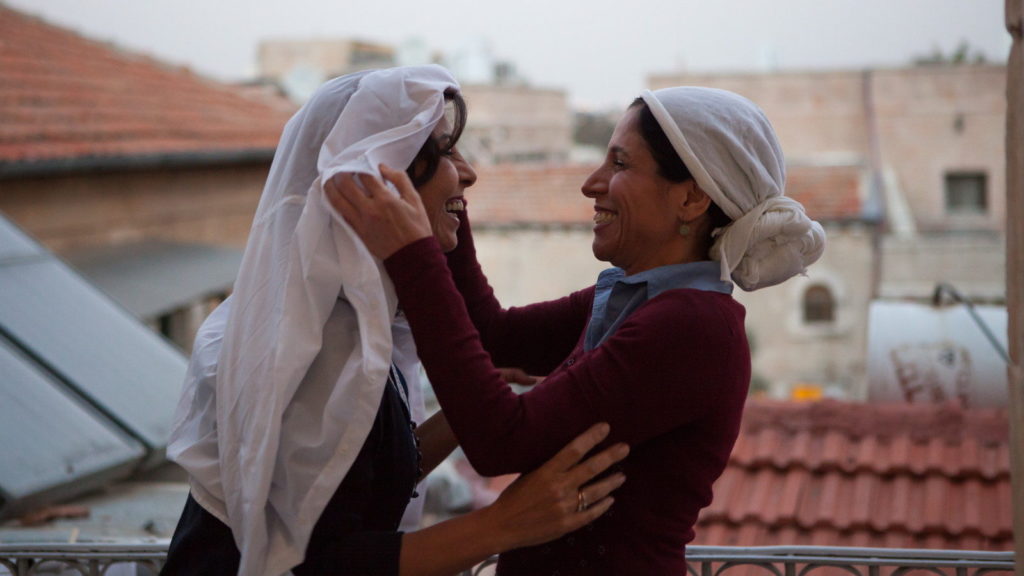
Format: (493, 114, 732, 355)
(640, 87, 826, 291)
(166, 65, 458, 576)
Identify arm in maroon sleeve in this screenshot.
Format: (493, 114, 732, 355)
(443, 211, 590, 375)
(388, 237, 749, 476)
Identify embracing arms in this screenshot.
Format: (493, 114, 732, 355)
(327, 166, 749, 474)
(442, 213, 592, 374)
(399, 422, 626, 576)
(415, 366, 540, 479)
(386, 238, 747, 474)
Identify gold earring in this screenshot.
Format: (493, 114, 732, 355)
(678, 223, 691, 237)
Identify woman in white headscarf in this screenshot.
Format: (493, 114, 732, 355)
(330, 86, 826, 575)
(160, 65, 628, 576)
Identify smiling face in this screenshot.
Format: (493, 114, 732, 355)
(581, 106, 690, 275)
(414, 119, 477, 252)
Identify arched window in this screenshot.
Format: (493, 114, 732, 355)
(803, 284, 835, 324)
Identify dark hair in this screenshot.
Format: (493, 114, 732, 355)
(629, 98, 731, 230)
(406, 90, 468, 188)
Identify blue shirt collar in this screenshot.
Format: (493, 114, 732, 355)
(585, 261, 733, 352)
(595, 260, 733, 298)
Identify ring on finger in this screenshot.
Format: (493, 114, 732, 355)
(576, 490, 588, 513)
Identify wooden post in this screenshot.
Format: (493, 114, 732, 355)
(1006, 1, 1024, 573)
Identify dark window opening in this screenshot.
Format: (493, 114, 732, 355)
(803, 285, 835, 324)
(944, 172, 988, 215)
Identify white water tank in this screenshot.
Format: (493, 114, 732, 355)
(867, 300, 1008, 407)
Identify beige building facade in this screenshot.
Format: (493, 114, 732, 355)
(731, 223, 876, 398)
(258, 38, 396, 100)
(1, 165, 264, 254)
(650, 67, 1004, 192)
(458, 84, 573, 166)
(650, 65, 1007, 299)
(649, 65, 1008, 399)
(472, 222, 875, 399)
(257, 39, 573, 166)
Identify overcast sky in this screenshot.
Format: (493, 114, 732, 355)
(7, 0, 1010, 109)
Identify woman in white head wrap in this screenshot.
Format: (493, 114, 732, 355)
(160, 65, 628, 576)
(330, 86, 825, 575)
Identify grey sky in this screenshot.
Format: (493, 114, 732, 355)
(7, 0, 1010, 109)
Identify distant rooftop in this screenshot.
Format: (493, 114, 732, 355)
(468, 163, 867, 226)
(0, 6, 292, 174)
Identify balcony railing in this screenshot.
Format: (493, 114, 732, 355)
(0, 543, 1014, 576)
(0, 542, 166, 575)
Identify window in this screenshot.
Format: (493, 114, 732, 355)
(803, 284, 835, 323)
(944, 172, 988, 215)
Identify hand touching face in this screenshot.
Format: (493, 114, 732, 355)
(325, 165, 433, 260)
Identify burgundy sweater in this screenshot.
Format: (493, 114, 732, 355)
(384, 219, 750, 575)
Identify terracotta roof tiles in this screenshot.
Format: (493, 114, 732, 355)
(468, 163, 865, 226)
(467, 400, 1008, 551)
(467, 164, 596, 225)
(694, 400, 1012, 550)
(0, 6, 292, 167)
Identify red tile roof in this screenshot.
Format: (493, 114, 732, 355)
(468, 163, 865, 225)
(785, 164, 866, 223)
(0, 6, 292, 167)
(469, 164, 596, 225)
(695, 400, 1012, 550)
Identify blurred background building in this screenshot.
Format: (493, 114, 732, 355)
(647, 66, 1007, 402)
(257, 37, 573, 166)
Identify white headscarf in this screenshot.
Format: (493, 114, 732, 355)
(166, 65, 458, 576)
(640, 87, 826, 291)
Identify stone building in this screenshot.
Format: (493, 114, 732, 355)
(256, 38, 573, 166)
(646, 65, 1008, 399)
(458, 84, 572, 166)
(649, 65, 1007, 303)
(258, 38, 396, 101)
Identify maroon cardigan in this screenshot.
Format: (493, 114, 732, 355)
(384, 217, 751, 575)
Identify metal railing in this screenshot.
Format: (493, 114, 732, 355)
(685, 546, 1014, 576)
(0, 542, 167, 575)
(0, 543, 1014, 575)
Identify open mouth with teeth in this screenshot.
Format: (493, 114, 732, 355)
(445, 198, 465, 213)
(593, 210, 617, 225)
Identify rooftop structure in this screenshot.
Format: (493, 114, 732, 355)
(0, 6, 290, 176)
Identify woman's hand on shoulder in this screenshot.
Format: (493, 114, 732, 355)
(481, 422, 628, 552)
(325, 164, 432, 260)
